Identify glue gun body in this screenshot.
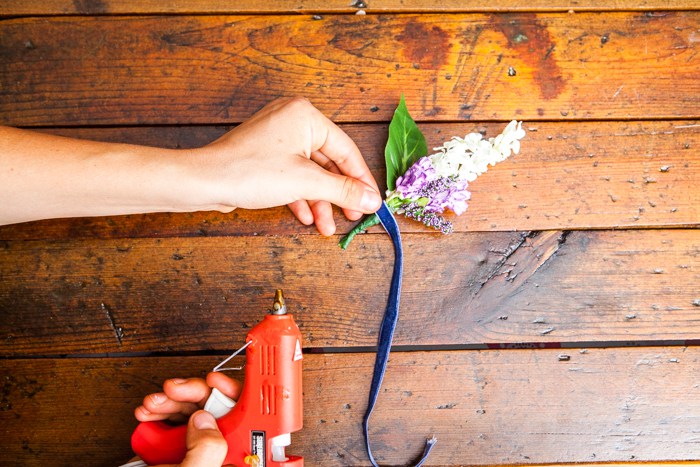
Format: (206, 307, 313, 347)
(219, 312, 304, 466)
(132, 292, 304, 466)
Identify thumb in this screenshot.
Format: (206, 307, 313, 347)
(180, 411, 228, 467)
(307, 170, 382, 214)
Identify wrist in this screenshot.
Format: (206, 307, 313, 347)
(173, 145, 240, 213)
(88, 145, 205, 215)
(69, 144, 226, 218)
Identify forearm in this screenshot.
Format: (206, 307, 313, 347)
(0, 126, 215, 226)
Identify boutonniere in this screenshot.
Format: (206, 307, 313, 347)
(340, 95, 526, 249)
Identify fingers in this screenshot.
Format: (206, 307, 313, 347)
(136, 395, 200, 423)
(163, 378, 212, 404)
(135, 378, 211, 422)
(135, 373, 243, 424)
(289, 157, 379, 235)
(308, 200, 336, 236)
(308, 104, 380, 193)
(206, 372, 243, 401)
(180, 411, 228, 467)
(289, 199, 339, 237)
(287, 200, 314, 226)
(281, 97, 383, 217)
(297, 160, 382, 216)
(309, 150, 364, 222)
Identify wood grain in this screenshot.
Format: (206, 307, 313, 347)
(1, 229, 698, 356)
(0, 120, 697, 241)
(2, 3, 698, 467)
(2, 0, 697, 16)
(2, 348, 700, 466)
(2, 13, 699, 125)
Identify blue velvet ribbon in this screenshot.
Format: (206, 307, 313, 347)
(362, 201, 437, 467)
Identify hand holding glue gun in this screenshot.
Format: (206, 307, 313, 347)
(128, 290, 304, 467)
(120, 373, 238, 467)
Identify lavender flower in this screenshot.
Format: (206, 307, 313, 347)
(386, 156, 470, 232)
(394, 157, 439, 199)
(424, 176, 470, 215)
(403, 203, 454, 234)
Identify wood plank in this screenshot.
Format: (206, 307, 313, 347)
(1, 0, 695, 15)
(1, 229, 698, 356)
(2, 347, 700, 465)
(2, 13, 699, 126)
(0, 120, 697, 240)
(2, 0, 697, 16)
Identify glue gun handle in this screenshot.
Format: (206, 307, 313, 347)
(131, 420, 188, 465)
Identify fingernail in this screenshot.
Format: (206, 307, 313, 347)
(170, 378, 187, 385)
(360, 187, 382, 212)
(150, 393, 166, 405)
(192, 411, 217, 430)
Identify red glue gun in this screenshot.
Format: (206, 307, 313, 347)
(131, 290, 304, 466)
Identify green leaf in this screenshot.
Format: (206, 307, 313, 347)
(384, 95, 428, 191)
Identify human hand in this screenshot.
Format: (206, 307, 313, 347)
(132, 373, 241, 467)
(136, 372, 241, 424)
(192, 97, 382, 236)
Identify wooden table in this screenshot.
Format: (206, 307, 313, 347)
(1, 2, 699, 466)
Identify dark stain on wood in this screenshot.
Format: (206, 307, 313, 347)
(72, 0, 108, 14)
(492, 13, 566, 99)
(2, 375, 45, 412)
(397, 20, 450, 70)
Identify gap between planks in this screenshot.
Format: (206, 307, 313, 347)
(2, 0, 700, 16)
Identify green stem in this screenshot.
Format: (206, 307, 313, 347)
(338, 213, 381, 249)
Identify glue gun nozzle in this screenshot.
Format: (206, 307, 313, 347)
(271, 289, 286, 315)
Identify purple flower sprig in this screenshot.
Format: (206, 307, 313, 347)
(386, 156, 470, 234)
